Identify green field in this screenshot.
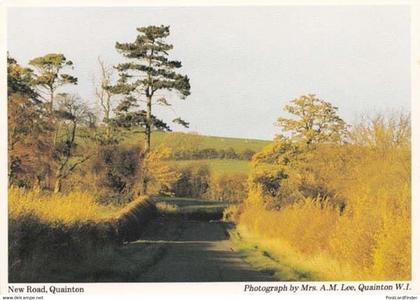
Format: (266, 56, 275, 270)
(81, 129, 267, 177)
(119, 130, 267, 176)
(123, 131, 270, 152)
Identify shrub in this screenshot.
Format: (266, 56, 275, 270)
(169, 146, 255, 161)
(204, 174, 248, 202)
(170, 164, 210, 198)
(238, 113, 411, 280)
(8, 187, 156, 282)
(86, 144, 142, 204)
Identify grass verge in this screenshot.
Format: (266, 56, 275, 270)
(230, 226, 329, 281)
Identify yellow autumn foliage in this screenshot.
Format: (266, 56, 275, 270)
(9, 187, 120, 224)
(239, 113, 411, 280)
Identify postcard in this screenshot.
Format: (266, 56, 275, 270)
(1, 1, 418, 299)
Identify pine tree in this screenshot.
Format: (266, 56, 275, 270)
(112, 25, 191, 152)
(29, 53, 77, 113)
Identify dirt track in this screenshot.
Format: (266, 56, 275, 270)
(131, 214, 275, 282)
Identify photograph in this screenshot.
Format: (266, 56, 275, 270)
(2, 1, 416, 297)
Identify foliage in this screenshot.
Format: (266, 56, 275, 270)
(239, 112, 411, 280)
(153, 197, 228, 220)
(8, 56, 53, 188)
(204, 174, 248, 202)
(111, 96, 171, 132)
(9, 186, 119, 223)
(95, 57, 118, 141)
(29, 53, 77, 113)
(7, 55, 37, 98)
(169, 164, 210, 198)
(9, 187, 156, 282)
(88, 144, 143, 204)
(168, 163, 248, 202)
(170, 147, 255, 161)
(141, 146, 181, 196)
(52, 93, 95, 193)
(277, 94, 348, 146)
(112, 25, 190, 151)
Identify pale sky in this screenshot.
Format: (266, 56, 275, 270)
(7, 6, 410, 140)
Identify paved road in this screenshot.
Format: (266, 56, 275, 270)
(132, 214, 275, 282)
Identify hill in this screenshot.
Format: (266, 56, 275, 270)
(122, 131, 271, 176)
(122, 131, 271, 153)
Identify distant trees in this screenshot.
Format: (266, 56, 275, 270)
(112, 25, 191, 152)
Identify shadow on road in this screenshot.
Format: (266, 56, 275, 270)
(131, 214, 276, 282)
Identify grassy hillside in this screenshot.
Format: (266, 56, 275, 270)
(119, 131, 269, 177)
(122, 131, 270, 152)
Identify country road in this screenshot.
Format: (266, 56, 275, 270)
(125, 213, 276, 282)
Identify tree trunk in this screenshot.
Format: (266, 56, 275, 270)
(105, 96, 111, 140)
(49, 87, 54, 114)
(142, 177, 148, 195)
(53, 121, 76, 193)
(33, 176, 42, 192)
(142, 95, 152, 195)
(145, 95, 152, 152)
(53, 174, 62, 193)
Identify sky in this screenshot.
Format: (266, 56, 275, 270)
(7, 6, 410, 140)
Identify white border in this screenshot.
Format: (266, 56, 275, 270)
(0, 0, 418, 298)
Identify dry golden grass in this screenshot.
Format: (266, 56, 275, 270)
(9, 187, 120, 224)
(238, 114, 411, 280)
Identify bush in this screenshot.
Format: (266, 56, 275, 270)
(170, 147, 255, 161)
(8, 187, 156, 282)
(169, 164, 248, 202)
(170, 164, 210, 198)
(204, 174, 248, 202)
(87, 144, 142, 204)
(239, 113, 411, 280)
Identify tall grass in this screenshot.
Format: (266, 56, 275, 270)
(238, 113, 411, 280)
(8, 187, 157, 282)
(9, 187, 120, 223)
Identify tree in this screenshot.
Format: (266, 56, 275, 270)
(7, 55, 37, 98)
(112, 25, 191, 152)
(277, 94, 348, 147)
(52, 93, 93, 193)
(111, 95, 171, 133)
(95, 57, 116, 141)
(29, 53, 77, 113)
(110, 96, 172, 195)
(7, 55, 52, 188)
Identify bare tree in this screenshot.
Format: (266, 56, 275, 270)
(95, 57, 115, 140)
(52, 93, 92, 193)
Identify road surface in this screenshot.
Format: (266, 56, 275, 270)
(128, 213, 275, 282)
